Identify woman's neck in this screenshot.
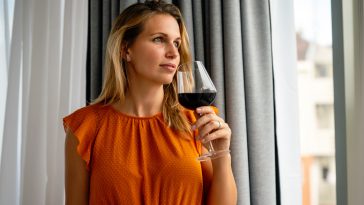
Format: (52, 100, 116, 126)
(115, 84, 164, 117)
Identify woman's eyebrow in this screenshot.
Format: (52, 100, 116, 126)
(150, 32, 181, 40)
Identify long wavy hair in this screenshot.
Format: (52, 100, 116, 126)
(92, 0, 192, 132)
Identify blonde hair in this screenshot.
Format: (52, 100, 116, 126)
(92, 0, 192, 132)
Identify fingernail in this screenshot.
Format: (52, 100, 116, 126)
(196, 108, 202, 112)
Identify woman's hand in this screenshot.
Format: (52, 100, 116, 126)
(191, 106, 231, 152)
(193, 106, 237, 205)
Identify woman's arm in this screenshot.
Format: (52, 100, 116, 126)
(193, 107, 237, 205)
(65, 130, 90, 205)
(202, 152, 237, 205)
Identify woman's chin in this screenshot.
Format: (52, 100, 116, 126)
(162, 79, 173, 85)
(160, 76, 174, 85)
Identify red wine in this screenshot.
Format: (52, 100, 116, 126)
(178, 92, 216, 110)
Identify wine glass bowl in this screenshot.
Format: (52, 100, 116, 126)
(177, 61, 230, 161)
(177, 61, 217, 110)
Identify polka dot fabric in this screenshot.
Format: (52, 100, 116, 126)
(63, 103, 210, 205)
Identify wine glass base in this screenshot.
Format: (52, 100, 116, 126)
(197, 149, 231, 161)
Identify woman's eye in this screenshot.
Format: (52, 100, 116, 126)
(174, 41, 181, 48)
(153, 37, 163, 43)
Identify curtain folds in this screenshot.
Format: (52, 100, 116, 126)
(239, 0, 277, 204)
(87, 0, 282, 204)
(0, 0, 88, 204)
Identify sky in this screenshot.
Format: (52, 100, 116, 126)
(294, 0, 333, 46)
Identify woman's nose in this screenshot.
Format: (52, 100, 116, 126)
(165, 43, 179, 59)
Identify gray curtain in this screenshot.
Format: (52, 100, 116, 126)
(87, 0, 278, 204)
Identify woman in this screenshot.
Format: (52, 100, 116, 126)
(64, 1, 237, 204)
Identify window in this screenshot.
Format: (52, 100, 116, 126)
(322, 166, 329, 181)
(315, 63, 331, 78)
(294, 0, 336, 204)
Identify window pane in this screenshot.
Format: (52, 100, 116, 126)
(294, 0, 336, 204)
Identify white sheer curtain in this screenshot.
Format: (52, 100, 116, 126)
(0, 0, 13, 164)
(0, 0, 88, 204)
(270, 0, 302, 204)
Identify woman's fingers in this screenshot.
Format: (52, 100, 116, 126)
(196, 106, 216, 115)
(200, 128, 229, 143)
(191, 106, 231, 149)
(199, 124, 232, 151)
(192, 106, 218, 129)
(192, 113, 217, 131)
(197, 120, 225, 140)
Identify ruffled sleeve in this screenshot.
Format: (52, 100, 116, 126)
(63, 105, 98, 170)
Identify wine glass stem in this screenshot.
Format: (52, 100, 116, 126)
(206, 141, 215, 153)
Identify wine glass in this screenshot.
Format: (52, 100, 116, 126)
(177, 61, 230, 161)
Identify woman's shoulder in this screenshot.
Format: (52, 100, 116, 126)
(63, 103, 109, 128)
(63, 103, 107, 170)
(66, 103, 107, 117)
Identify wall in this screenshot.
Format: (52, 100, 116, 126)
(332, 0, 364, 204)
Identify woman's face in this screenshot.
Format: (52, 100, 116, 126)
(125, 14, 181, 86)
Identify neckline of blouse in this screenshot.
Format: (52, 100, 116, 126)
(107, 104, 163, 120)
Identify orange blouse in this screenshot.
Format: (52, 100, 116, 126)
(63, 103, 211, 205)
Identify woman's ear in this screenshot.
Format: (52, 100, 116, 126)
(126, 53, 131, 62)
(121, 43, 131, 62)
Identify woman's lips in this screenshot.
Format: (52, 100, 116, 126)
(160, 63, 176, 72)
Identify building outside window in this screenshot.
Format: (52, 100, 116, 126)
(294, 0, 336, 204)
(316, 104, 334, 130)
